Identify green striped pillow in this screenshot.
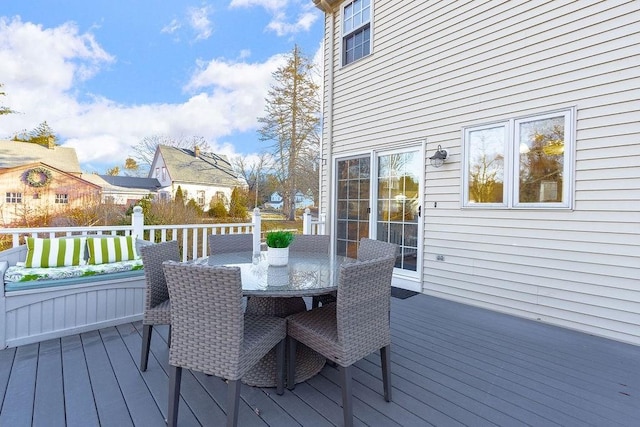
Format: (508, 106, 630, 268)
(25, 237, 87, 268)
(87, 236, 139, 265)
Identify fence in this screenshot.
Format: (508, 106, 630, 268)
(0, 207, 326, 261)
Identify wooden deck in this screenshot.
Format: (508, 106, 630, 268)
(0, 293, 638, 426)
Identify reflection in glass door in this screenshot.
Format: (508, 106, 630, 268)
(376, 151, 421, 273)
(335, 157, 370, 259)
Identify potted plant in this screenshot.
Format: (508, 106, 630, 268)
(265, 230, 295, 266)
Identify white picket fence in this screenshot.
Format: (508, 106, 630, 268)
(0, 207, 326, 261)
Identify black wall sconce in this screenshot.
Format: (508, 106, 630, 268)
(429, 145, 448, 167)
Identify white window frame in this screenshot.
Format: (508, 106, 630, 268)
(341, 0, 373, 67)
(462, 108, 575, 209)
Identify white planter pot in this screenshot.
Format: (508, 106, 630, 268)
(267, 247, 289, 266)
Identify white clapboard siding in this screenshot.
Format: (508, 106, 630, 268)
(319, 0, 640, 344)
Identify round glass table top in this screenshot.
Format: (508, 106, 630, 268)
(193, 251, 352, 297)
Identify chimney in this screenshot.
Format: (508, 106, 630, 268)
(47, 135, 55, 149)
(194, 146, 200, 158)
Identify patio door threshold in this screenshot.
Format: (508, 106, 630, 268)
(392, 274, 421, 293)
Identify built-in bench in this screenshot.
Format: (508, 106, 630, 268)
(0, 236, 152, 348)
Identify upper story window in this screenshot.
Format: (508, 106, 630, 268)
(155, 167, 160, 178)
(162, 166, 167, 181)
(55, 193, 69, 204)
(462, 109, 574, 209)
(197, 190, 205, 206)
(6, 192, 22, 204)
(342, 0, 371, 66)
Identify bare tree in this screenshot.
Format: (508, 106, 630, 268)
(130, 135, 212, 176)
(232, 153, 273, 208)
(258, 45, 320, 220)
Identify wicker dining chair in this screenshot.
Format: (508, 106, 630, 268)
(286, 255, 396, 427)
(139, 240, 180, 372)
(288, 234, 330, 254)
(357, 237, 400, 261)
(312, 237, 399, 308)
(162, 261, 286, 427)
(208, 233, 253, 256)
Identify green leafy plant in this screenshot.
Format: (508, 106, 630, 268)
(265, 230, 295, 248)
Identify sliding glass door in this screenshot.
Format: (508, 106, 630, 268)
(334, 146, 423, 288)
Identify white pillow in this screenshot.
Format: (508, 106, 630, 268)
(87, 236, 139, 265)
(25, 237, 87, 268)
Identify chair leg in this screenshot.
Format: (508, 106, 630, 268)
(287, 336, 297, 390)
(226, 379, 241, 427)
(275, 339, 285, 395)
(380, 345, 392, 402)
(340, 365, 354, 427)
(311, 296, 320, 308)
(167, 365, 182, 427)
(140, 324, 153, 371)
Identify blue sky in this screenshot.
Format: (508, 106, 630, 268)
(0, 0, 324, 173)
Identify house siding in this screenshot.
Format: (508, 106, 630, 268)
(320, 1, 640, 344)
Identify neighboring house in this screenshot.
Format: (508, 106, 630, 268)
(0, 140, 100, 225)
(0, 162, 100, 226)
(82, 174, 162, 205)
(313, 2, 640, 345)
(149, 145, 247, 209)
(265, 191, 315, 210)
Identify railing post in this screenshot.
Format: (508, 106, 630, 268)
(319, 213, 326, 235)
(303, 208, 311, 235)
(252, 208, 261, 255)
(132, 206, 144, 239)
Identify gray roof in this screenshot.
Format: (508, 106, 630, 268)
(158, 145, 243, 187)
(0, 140, 82, 174)
(96, 175, 161, 190)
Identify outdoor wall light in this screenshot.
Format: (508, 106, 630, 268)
(429, 145, 448, 167)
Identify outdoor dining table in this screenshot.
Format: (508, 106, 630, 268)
(193, 251, 352, 387)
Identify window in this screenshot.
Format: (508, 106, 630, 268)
(162, 166, 167, 181)
(197, 190, 205, 206)
(463, 109, 574, 208)
(342, 0, 371, 66)
(155, 167, 160, 178)
(55, 193, 69, 204)
(5, 192, 22, 203)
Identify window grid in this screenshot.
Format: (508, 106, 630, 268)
(6, 192, 22, 204)
(55, 194, 69, 204)
(342, 0, 371, 66)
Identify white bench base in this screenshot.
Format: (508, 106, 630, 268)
(1, 274, 145, 348)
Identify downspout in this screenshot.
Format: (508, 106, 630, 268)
(321, 5, 336, 237)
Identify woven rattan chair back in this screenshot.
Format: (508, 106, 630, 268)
(140, 240, 180, 314)
(288, 234, 330, 254)
(357, 238, 399, 261)
(163, 261, 245, 378)
(138, 240, 180, 371)
(336, 256, 396, 364)
(208, 234, 253, 256)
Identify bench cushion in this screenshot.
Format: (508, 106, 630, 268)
(4, 259, 144, 291)
(25, 237, 87, 268)
(87, 236, 139, 265)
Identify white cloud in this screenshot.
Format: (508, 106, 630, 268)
(161, 18, 181, 35)
(187, 6, 213, 41)
(0, 17, 286, 173)
(229, 0, 318, 36)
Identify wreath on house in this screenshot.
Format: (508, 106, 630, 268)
(25, 167, 53, 187)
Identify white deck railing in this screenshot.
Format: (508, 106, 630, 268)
(0, 207, 325, 261)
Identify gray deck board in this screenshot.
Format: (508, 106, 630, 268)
(1, 293, 640, 426)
